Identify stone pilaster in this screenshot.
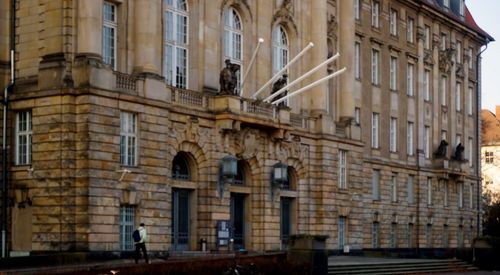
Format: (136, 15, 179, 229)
(307, 0, 327, 112)
(134, 0, 161, 74)
(76, 0, 102, 59)
(337, 0, 355, 123)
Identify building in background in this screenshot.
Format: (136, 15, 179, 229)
(0, 0, 492, 257)
(481, 108, 500, 202)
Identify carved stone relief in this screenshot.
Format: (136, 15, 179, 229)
(439, 49, 455, 74)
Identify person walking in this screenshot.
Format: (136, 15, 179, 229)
(134, 223, 149, 264)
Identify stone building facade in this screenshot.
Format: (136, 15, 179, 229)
(0, 0, 492, 256)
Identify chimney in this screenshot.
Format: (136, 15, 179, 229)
(497, 106, 500, 118)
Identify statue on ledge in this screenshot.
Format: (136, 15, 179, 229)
(271, 74, 288, 107)
(219, 59, 240, 95)
(434, 139, 449, 159)
(452, 143, 465, 161)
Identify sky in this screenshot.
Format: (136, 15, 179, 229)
(466, 0, 500, 113)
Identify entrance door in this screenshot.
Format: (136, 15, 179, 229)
(280, 197, 292, 249)
(230, 193, 245, 250)
(172, 189, 190, 251)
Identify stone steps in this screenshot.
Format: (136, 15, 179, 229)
(328, 259, 478, 274)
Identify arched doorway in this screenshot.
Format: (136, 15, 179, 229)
(171, 151, 197, 251)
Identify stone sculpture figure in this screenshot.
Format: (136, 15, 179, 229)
(434, 139, 449, 158)
(453, 143, 465, 161)
(271, 74, 288, 106)
(219, 59, 240, 95)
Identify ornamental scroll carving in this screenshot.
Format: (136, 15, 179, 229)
(273, 0, 297, 33)
(275, 135, 309, 163)
(184, 117, 200, 143)
(439, 48, 455, 74)
(234, 128, 261, 159)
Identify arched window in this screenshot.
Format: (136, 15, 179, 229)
(164, 0, 188, 89)
(172, 153, 190, 180)
(272, 25, 289, 74)
(223, 7, 243, 93)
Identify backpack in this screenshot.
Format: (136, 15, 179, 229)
(132, 229, 141, 242)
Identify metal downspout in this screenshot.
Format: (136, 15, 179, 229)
(2, 0, 16, 259)
(476, 41, 489, 238)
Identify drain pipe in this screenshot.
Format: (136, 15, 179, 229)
(476, 40, 489, 238)
(2, 0, 15, 259)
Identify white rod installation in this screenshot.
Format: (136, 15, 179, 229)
(252, 42, 314, 99)
(272, 67, 347, 105)
(240, 38, 264, 94)
(263, 52, 340, 103)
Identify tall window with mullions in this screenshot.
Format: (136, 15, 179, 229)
(103, 2, 117, 69)
(223, 7, 243, 94)
(119, 206, 135, 251)
(15, 111, 32, 165)
(120, 112, 137, 166)
(164, 0, 188, 89)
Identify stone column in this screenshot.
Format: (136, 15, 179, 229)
(134, 0, 161, 74)
(77, 0, 102, 58)
(307, 0, 327, 112)
(337, 0, 355, 124)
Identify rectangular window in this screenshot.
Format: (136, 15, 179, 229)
(407, 175, 414, 204)
(354, 0, 360, 20)
(120, 112, 137, 166)
(372, 222, 379, 248)
(427, 178, 433, 206)
(407, 17, 414, 43)
(485, 151, 494, 163)
(442, 224, 449, 247)
(468, 138, 473, 167)
(372, 113, 379, 148)
(390, 117, 397, 152)
(355, 42, 361, 79)
(372, 49, 380, 85)
(424, 126, 430, 158)
(456, 82, 462, 111)
(424, 25, 431, 49)
(390, 9, 398, 36)
(391, 173, 398, 202)
(444, 180, 449, 207)
(468, 47, 474, 69)
(391, 223, 398, 248)
(424, 69, 431, 101)
(456, 41, 462, 64)
(103, 2, 117, 69)
(355, 107, 361, 125)
(373, 170, 380, 200)
(408, 223, 414, 248)
(371, 1, 379, 28)
(390, 56, 397, 90)
(469, 183, 474, 210)
(407, 122, 414, 156)
(441, 76, 447, 106)
(338, 216, 346, 250)
(458, 225, 464, 247)
(119, 205, 135, 251)
(426, 224, 432, 247)
(443, 0, 450, 8)
(440, 33, 447, 50)
(339, 150, 347, 189)
(15, 111, 32, 165)
(458, 182, 464, 209)
(407, 63, 414, 96)
(468, 87, 473, 115)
